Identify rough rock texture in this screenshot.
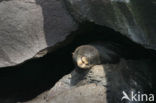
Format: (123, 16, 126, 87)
(22, 59, 152, 103)
(23, 84, 107, 103)
(50, 84, 107, 103)
(64, 0, 156, 50)
(1, 0, 155, 67)
(0, 0, 77, 67)
(22, 65, 107, 103)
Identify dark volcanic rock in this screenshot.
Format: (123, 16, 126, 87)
(23, 84, 107, 103)
(22, 59, 153, 103)
(0, 0, 77, 67)
(1, 0, 155, 67)
(64, 0, 156, 50)
(22, 64, 108, 103)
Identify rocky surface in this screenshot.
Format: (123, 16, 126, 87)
(50, 84, 107, 103)
(22, 64, 107, 103)
(22, 59, 153, 103)
(0, 0, 155, 102)
(0, 0, 155, 68)
(0, 0, 77, 67)
(64, 0, 156, 50)
(22, 84, 107, 103)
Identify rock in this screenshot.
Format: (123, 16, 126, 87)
(22, 84, 107, 103)
(20, 65, 107, 103)
(50, 84, 107, 103)
(64, 0, 156, 50)
(22, 59, 153, 103)
(0, 0, 77, 67)
(46, 65, 107, 101)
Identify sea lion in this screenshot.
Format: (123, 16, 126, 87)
(72, 42, 120, 69)
(72, 42, 153, 103)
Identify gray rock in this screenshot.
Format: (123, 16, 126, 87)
(64, 0, 156, 50)
(22, 84, 107, 103)
(21, 59, 153, 103)
(50, 84, 107, 103)
(0, 0, 77, 67)
(21, 65, 107, 103)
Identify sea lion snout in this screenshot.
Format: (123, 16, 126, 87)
(77, 56, 90, 69)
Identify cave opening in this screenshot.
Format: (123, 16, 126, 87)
(0, 22, 156, 102)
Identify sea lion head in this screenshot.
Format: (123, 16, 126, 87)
(72, 45, 101, 69)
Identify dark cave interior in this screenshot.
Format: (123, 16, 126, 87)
(0, 22, 156, 102)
